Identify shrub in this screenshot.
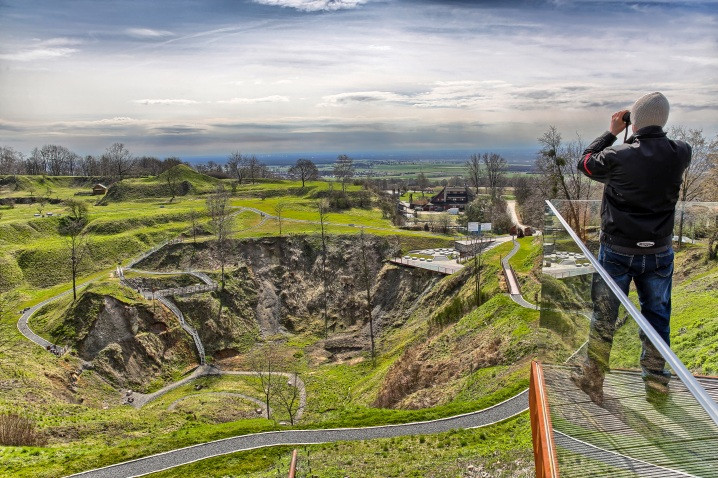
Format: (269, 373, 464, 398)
(0, 413, 46, 446)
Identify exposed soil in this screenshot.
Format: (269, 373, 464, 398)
(63, 293, 195, 392)
(138, 235, 441, 361)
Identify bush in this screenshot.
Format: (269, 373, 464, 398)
(0, 413, 46, 446)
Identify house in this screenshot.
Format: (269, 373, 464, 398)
(92, 184, 108, 195)
(409, 197, 430, 211)
(429, 186, 475, 211)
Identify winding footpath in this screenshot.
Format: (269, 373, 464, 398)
(17, 229, 674, 478)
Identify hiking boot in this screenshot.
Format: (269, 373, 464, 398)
(571, 360, 605, 405)
(644, 377, 669, 405)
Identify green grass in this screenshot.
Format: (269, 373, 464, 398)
(144, 414, 533, 478)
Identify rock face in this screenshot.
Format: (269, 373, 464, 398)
(71, 294, 193, 391)
(138, 235, 440, 360)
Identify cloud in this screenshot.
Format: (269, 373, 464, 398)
(322, 81, 511, 109)
(253, 0, 367, 12)
(0, 47, 77, 62)
(133, 99, 201, 105)
(151, 125, 206, 135)
(124, 28, 175, 39)
(218, 95, 290, 104)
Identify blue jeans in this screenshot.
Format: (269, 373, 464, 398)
(588, 244, 674, 384)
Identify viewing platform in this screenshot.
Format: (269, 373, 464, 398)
(530, 200, 718, 478)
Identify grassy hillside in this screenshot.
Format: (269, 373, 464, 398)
(101, 165, 219, 202)
(609, 244, 718, 374)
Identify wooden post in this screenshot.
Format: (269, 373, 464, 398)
(288, 449, 298, 478)
(529, 361, 559, 478)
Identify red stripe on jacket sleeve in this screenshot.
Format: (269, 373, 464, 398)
(583, 153, 593, 175)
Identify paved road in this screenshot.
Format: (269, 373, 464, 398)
(67, 391, 529, 478)
(501, 239, 540, 311)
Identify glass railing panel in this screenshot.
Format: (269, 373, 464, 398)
(539, 199, 718, 477)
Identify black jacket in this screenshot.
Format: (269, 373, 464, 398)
(578, 126, 691, 248)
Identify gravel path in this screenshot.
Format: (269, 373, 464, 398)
(501, 239, 540, 310)
(66, 391, 529, 478)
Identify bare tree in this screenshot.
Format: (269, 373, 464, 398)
(317, 199, 330, 338)
(0, 147, 23, 175)
(416, 172, 430, 195)
(288, 159, 319, 188)
(472, 236, 488, 307)
(357, 230, 378, 362)
(249, 342, 282, 421)
(226, 151, 245, 184)
(669, 127, 715, 248)
(536, 126, 593, 238)
(58, 199, 90, 301)
(465, 154, 483, 194)
(247, 155, 262, 185)
(482, 152, 508, 199)
(273, 201, 287, 236)
(275, 371, 302, 425)
(188, 209, 200, 245)
(38, 145, 75, 176)
(333, 154, 354, 193)
(165, 166, 182, 203)
(206, 185, 233, 321)
(437, 212, 451, 234)
(103, 143, 135, 180)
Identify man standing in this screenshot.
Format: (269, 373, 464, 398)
(572, 92, 691, 404)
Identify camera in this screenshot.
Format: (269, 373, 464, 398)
(622, 111, 631, 125)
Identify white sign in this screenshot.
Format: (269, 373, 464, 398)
(481, 222, 492, 231)
(468, 222, 479, 232)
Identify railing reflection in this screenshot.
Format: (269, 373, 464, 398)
(535, 199, 718, 477)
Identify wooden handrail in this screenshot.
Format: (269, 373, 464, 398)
(288, 449, 298, 478)
(529, 360, 559, 478)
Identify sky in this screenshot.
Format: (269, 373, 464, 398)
(1, 0, 717, 159)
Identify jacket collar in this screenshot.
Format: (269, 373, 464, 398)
(627, 126, 666, 143)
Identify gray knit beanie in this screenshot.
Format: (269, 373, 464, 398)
(631, 92, 669, 131)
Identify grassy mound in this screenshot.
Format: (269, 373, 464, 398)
(0, 255, 23, 292)
(101, 166, 219, 203)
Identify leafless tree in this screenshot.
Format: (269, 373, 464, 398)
(357, 229, 379, 362)
(472, 236, 488, 307)
(535, 127, 594, 238)
(188, 209, 200, 245)
(333, 154, 354, 193)
(103, 143, 135, 180)
(482, 152, 508, 199)
(437, 212, 451, 234)
(249, 342, 283, 421)
(465, 154, 482, 194)
(669, 127, 715, 248)
(0, 147, 23, 174)
(288, 159, 319, 188)
(226, 151, 245, 184)
(246, 155, 262, 185)
(165, 166, 182, 202)
(275, 371, 302, 425)
(317, 199, 330, 338)
(206, 185, 233, 320)
(273, 201, 287, 236)
(416, 172, 430, 194)
(58, 199, 90, 301)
